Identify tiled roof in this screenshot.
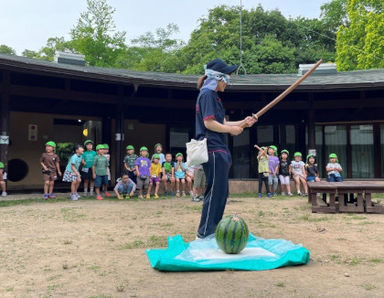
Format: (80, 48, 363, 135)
(1, 53, 383, 91)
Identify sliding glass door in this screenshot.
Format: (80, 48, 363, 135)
(324, 125, 348, 175)
(350, 125, 374, 178)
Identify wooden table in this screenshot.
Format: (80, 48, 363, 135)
(307, 181, 384, 214)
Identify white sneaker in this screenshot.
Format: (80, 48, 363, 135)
(288, 192, 293, 196)
(75, 193, 81, 199)
(281, 192, 286, 196)
(71, 194, 78, 201)
(189, 191, 194, 196)
(1, 191, 7, 197)
(298, 192, 302, 196)
(83, 191, 88, 197)
(90, 190, 94, 196)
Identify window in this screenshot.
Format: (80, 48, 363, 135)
(324, 125, 348, 176)
(232, 130, 250, 178)
(169, 127, 190, 156)
(257, 125, 274, 145)
(350, 125, 374, 178)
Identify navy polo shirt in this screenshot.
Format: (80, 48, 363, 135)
(195, 88, 228, 151)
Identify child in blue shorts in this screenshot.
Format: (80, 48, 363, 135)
(175, 153, 187, 197)
(306, 154, 320, 182)
(92, 144, 110, 200)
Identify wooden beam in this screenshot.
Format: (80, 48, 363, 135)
(0, 71, 10, 172)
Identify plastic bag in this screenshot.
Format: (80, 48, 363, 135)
(186, 138, 208, 167)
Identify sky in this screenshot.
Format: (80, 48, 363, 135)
(0, 0, 330, 55)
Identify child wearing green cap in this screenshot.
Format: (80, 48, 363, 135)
(306, 154, 320, 182)
(153, 143, 165, 165)
(278, 150, 292, 196)
(162, 153, 175, 196)
(326, 153, 343, 182)
(81, 140, 96, 196)
(93, 144, 110, 200)
(267, 145, 279, 196)
(0, 162, 7, 197)
(135, 146, 151, 199)
(147, 154, 162, 199)
(175, 153, 187, 197)
(256, 146, 271, 198)
(40, 141, 61, 199)
(102, 144, 111, 193)
(124, 145, 138, 184)
(289, 152, 308, 196)
(63, 144, 84, 200)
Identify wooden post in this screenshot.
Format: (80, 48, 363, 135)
(0, 71, 10, 172)
(114, 86, 125, 180)
(308, 93, 316, 150)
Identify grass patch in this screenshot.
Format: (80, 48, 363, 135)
(360, 283, 376, 291)
(368, 258, 383, 264)
(60, 207, 86, 222)
(343, 215, 367, 220)
(297, 215, 331, 222)
(119, 235, 167, 250)
(275, 282, 285, 287)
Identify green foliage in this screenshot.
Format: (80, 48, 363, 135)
(336, 0, 384, 71)
(70, 0, 126, 67)
(16, 1, 339, 74)
(0, 44, 16, 55)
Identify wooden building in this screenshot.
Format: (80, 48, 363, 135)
(0, 53, 383, 190)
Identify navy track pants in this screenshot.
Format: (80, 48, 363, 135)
(197, 150, 232, 238)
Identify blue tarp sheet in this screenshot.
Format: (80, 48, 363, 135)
(146, 234, 310, 271)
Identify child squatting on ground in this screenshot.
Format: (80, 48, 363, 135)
(62, 144, 84, 200)
(278, 149, 293, 196)
(290, 152, 308, 196)
(93, 144, 110, 200)
(114, 174, 136, 200)
(135, 146, 151, 199)
(40, 141, 61, 199)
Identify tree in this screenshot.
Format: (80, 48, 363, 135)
(336, 0, 384, 70)
(0, 45, 16, 55)
(22, 37, 72, 61)
(70, 0, 127, 67)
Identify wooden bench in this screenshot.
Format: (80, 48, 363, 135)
(308, 181, 384, 214)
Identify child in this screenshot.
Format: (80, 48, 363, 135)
(174, 153, 186, 197)
(306, 154, 321, 182)
(186, 165, 195, 196)
(326, 153, 343, 182)
(192, 165, 206, 202)
(135, 146, 151, 199)
(0, 162, 7, 197)
(147, 154, 162, 199)
(278, 149, 292, 196)
(256, 146, 271, 198)
(123, 145, 138, 184)
(103, 144, 111, 193)
(162, 153, 175, 196)
(92, 144, 110, 200)
(289, 152, 308, 196)
(114, 174, 136, 200)
(268, 145, 279, 196)
(81, 140, 96, 196)
(62, 144, 84, 200)
(153, 143, 166, 165)
(40, 141, 61, 199)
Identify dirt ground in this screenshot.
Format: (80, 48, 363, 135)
(1, 194, 384, 298)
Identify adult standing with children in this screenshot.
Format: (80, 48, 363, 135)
(195, 59, 257, 239)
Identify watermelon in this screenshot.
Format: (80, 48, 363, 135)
(215, 215, 249, 254)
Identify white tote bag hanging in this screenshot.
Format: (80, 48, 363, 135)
(186, 138, 208, 166)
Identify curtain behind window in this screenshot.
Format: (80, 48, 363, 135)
(324, 125, 347, 176)
(351, 125, 374, 178)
